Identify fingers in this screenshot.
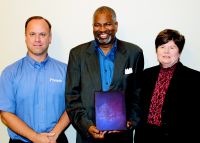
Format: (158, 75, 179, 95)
(88, 125, 106, 139)
(127, 120, 134, 130)
(88, 125, 99, 134)
(93, 131, 105, 139)
(47, 132, 56, 137)
(107, 130, 121, 134)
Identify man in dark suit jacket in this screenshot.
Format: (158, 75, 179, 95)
(66, 6, 144, 143)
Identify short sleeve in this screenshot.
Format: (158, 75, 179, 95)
(0, 68, 16, 113)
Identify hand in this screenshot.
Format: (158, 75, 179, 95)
(88, 125, 106, 139)
(127, 121, 133, 130)
(48, 132, 58, 143)
(107, 121, 133, 134)
(107, 130, 121, 134)
(32, 132, 55, 143)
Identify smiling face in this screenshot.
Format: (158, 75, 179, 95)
(156, 40, 180, 68)
(25, 19, 52, 62)
(93, 11, 118, 46)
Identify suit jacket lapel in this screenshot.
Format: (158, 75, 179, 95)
(110, 41, 127, 89)
(85, 42, 102, 90)
(84, 40, 128, 91)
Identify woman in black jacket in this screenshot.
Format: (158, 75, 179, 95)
(134, 29, 200, 143)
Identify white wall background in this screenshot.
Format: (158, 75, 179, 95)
(0, 0, 199, 142)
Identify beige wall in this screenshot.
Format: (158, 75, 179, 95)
(1, 0, 200, 142)
(0, 120, 9, 142)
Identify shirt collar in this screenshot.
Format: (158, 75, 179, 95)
(94, 37, 117, 56)
(26, 54, 49, 69)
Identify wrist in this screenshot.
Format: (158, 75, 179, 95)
(29, 132, 38, 142)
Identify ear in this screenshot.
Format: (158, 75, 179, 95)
(49, 32, 52, 44)
(115, 21, 118, 32)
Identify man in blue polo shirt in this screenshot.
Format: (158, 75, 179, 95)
(0, 16, 70, 143)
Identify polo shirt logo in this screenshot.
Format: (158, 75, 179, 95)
(49, 78, 62, 83)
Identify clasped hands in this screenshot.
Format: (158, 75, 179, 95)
(32, 132, 58, 143)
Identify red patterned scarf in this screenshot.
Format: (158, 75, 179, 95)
(147, 64, 177, 126)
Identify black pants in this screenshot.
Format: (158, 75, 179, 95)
(9, 132, 68, 143)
